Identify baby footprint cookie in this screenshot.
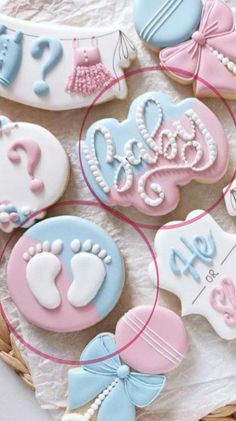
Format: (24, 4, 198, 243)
(7, 216, 125, 332)
(0, 116, 69, 232)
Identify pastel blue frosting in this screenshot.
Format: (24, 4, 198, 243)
(134, 0, 203, 48)
(31, 36, 63, 97)
(81, 91, 196, 204)
(68, 333, 166, 420)
(0, 25, 23, 87)
(25, 216, 125, 319)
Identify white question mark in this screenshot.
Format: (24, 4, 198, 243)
(31, 36, 63, 97)
(8, 139, 45, 193)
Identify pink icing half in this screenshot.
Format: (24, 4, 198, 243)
(7, 237, 100, 332)
(115, 305, 188, 374)
(107, 101, 229, 216)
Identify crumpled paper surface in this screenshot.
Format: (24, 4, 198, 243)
(0, 1, 236, 420)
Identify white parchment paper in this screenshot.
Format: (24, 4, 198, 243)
(0, 1, 236, 420)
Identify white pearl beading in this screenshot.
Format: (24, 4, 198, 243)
(211, 47, 236, 75)
(83, 97, 218, 207)
(64, 378, 119, 420)
(0, 122, 18, 136)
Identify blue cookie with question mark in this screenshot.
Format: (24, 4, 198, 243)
(134, 0, 203, 49)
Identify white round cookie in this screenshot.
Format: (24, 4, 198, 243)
(0, 116, 70, 232)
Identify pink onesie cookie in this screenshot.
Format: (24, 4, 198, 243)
(81, 91, 229, 216)
(62, 305, 188, 420)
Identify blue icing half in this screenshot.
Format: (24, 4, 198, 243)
(0, 25, 23, 87)
(81, 91, 196, 203)
(134, 0, 203, 48)
(25, 216, 125, 318)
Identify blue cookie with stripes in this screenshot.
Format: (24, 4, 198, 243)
(134, 0, 203, 49)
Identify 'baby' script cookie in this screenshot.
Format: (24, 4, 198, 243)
(81, 92, 229, 216)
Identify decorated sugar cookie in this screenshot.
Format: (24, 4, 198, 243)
(134, 0, 203, 49)
(80, 92, 229, 216)
(0, 116, 69, 233)
(7, 216, 125, 332)
(223, 179, 236, 217)
(0, 14, 136, 110)
(149, 210, 236, 340)
(135, 0, 236, 100)
(62, 305, 188, 420)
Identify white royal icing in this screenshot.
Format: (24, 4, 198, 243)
(149, 210, 236, 340)
(68, 239, 112, 308)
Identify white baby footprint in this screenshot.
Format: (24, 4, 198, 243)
(23, 239, 63, 310)
(67, 239, 112, 307)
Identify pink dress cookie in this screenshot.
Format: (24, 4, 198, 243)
(62, 305, 188, 420)
(7, 216, 125, 332)
(81, 92, 229, 216)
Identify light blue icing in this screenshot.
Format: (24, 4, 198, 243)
(0, 202, 33, 226)
(81, 91, 196, 203)
(170, 231, 216, 281)
(0, 114, 11, 127)
(68, 333, 166, 419)
(0, 25, 23, 87)
(134, 0, 203, 48)
(31, 36, 63, 97)
(24, 216, 125, 318)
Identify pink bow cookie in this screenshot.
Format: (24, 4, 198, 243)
(160, 0, 236, 99)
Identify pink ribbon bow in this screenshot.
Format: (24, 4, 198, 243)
(160, 0, 236, 97)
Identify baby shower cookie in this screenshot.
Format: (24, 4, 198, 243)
(149, 210, 236, 340)
(135, 0, 236, 100)
(160, 0, 236, 99)
(7, 216, 125, 332)
(62, 305, 188, 420)
(223, 179, 236, 217)
(0, 116, 69, 232)
(80, 92, 229, 216)
(134, 0, 203, 49)
(0, 14, 136, 110)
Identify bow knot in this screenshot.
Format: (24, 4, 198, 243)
(192, 30, 206, 46)
(117, 364, 130, 379)
(160, 0, 236, 97)
(67, 334, 166, 421)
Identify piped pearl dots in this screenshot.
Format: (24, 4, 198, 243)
(80, 378, 119, 420)
(211, 48, 236, 75)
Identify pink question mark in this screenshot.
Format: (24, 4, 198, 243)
(8, 139, 45, 193)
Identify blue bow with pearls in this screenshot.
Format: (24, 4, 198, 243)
(67, 334, 166, 421)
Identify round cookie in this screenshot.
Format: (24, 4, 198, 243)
(115, 305, 188, 374)
(134, 0, 203, 49)
(7, 216, 125, 332)
(0, 116, 69, 232)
